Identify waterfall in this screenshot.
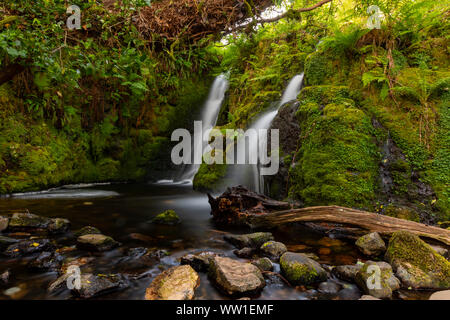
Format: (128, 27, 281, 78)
(180, 74, 229, 181)
(227, 73, 304, 193)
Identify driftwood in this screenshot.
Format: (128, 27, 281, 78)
(208, 186, 450, 247)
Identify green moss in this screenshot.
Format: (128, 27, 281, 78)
(151, 210, 180, 225)
(193, 162, 227, 192)
(385, 204, 420, 222)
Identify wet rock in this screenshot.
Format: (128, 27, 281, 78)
(279, 252, 327, 286)
(385, 231, 450, 289)
(208, 256, 265, 296)
(260, 241, 287, 261)
(224, 232, 274, 249)
(151, 210, 180, 225)
(0, 235, 19, 250)
(429, 290, 450, 300)
(180, 251, 220, 272)
(74, 274, 128, 298)
(76, 234, 120, 252)
(318, 280, 341, 294)
(359, 295, 381, 300)
(28, 251, 64, 271)
(233, 247, 255, 259)
(337, 284, 362, 300)
(251, 257, 273, 272)
(8, 212, 51, 230)
(355, 232, 386, 257)
(145, 265, 199, 300)
(61, 257, 96, 274)
(0, 270, 10, 284)
(48, 218, 71, 234)
(355, 261, 400, 299)
(74, 226, 102, 237)
(0, 216, 9, 232)
(3, 239, 53, 257)
(332, 264, 363, 282)
(303, 252, 320, 261)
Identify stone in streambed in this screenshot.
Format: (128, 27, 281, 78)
(8, 212, 51, 230)
(48, 218, 71, 234)
(332, 264, 363, 282)
(224, 232, 274, 249)
(429, 290, 450, 300)
(384, 231, 450, 290)
(355, 261, 400, 299)
(233, 247, 255, 259)
(279, 252, 327, 286)
(0, 216, 9, 232)
(74, 226, 102, 237)
(3, 239, 54, 257)
(76, 234, 120, 252)
(251, 257, 273, 272)
(145, 265, 199, 300)
(208, 256, 265, 296)
(151, 210, 180, 225)
(318, 280, 341, 294)
(74, 274, 128, 298)
(260, 241, 287, 261)
(337, 284, 362, 300)
(180, 251, 220, 272)
(28, 251, 64, 271)
(355, 232, 386, 257)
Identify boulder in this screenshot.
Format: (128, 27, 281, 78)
(180, 251, 220, 272)
(251, 257, 273, 272)
(48, 218, 71, 234)
(355, 232, 386, 257)
(28, 251, 64, 271)
(208, 256, 265, 296)
(76, 234, 120, 252)
(74, 226, 102, 237)
(145, 265, 199, 300)
(260, 241, 287, 261)
(151, 210, 180, 225)
(332, 264, 363, 282)
(224, 232, 274, 249)
(384, 231, 450, 289)
(0, 216, 9, 232)
(429, 290, 450, 300)
(233, 247, 255, 258)
(355, 261, 400, 299)
(279, 252, 327, 285)
(8, 212, 51, 230)
(3, 239, 53, 257)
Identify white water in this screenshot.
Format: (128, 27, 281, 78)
(177, 74, 229, 181)
(227, 73, 304, 194)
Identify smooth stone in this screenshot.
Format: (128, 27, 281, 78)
(74, 273, 127, 298)
(251, 257, 274, 272)
(224, 232, 274, 249)
(355, 261, 400, 299)
(3, 239, 53, 257)
(355, 232, 386, 257)
(279, 252, 327, 286)
(76, 234, 120, 252)
(208, 256, 265, 296)
(145, 265, 199, 300)
(74, 226, 102, 237)
(332, 264, 363, 282)
(318, 280, 341, 294)
(359, 295, 381, 300)
(233, 247, 255, 258)
(429, 290, 450, 300)
(260, 241, 287, 261)
(180, 251, 220, 272)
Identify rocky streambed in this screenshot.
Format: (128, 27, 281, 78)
(0, 183, 449, 300)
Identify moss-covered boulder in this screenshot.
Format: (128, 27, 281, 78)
(260, 241, 287, 261)
(355, 261, 400, 299)
(48, 218, 71, 234)
(145, 265, 200, 300)
(355, 232, 386, 257)
(251, 257, 273, 272)
(76, 234, 120, 252)
(151, 210, 180, 225)
(279, 252, 327, 285)
(224, 232, 274, 249)
(384, 231, 450, 289)
(74, 226, 102, 237)
(8, 212, 51, 230)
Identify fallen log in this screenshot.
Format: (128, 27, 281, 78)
(208, 186, 450, 247)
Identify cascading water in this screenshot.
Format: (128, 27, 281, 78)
(227, 73, 304, 193)
(179, 74, 229, 181)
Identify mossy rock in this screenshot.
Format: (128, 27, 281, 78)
(151, 210, 180, 225)
(193, 162, 227, 192)
(384, 231, 450, 289)
(355, 261, 400, 299)
(279, 252, 327, 286)
(76, 234, 120, 252)
(224, 232, 274, 249)
(385, 205, 420, 222)
(74, 226, 102, 237)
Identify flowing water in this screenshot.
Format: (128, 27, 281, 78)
(226, 74, 304, 194)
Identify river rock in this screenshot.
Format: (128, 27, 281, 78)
(3, 239, 53, 257)
(384, 231, 450, 289)
(76, 234, 120, 252)
(151, 210, 180, 225)
(145, 265, 199, 300)
(359, 295, 381, 300)
(318, 280, 341, 294)
(279, 252, 327, 285)
(180, 251, 220, 272)
(74, 226, 102, 237)
(28, 251, 64, 271)
(251, 257, 273, 272)
(208, 256, 265, 296)
(224, 232, 274, 249)
(0, 216, 8, 232)
(355, 232, 386, 257)
(332, 264, 363, 282)
(429, 290, 450, 300)
(233, 247, 255, 258)
(337, 284, 362, 300)
(48, 218, 71, 234)
(8, 212, 51, 230)
(355, 261, 400, 299)
(260, 241, 287, 261)
(74, 274, 128, 298)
